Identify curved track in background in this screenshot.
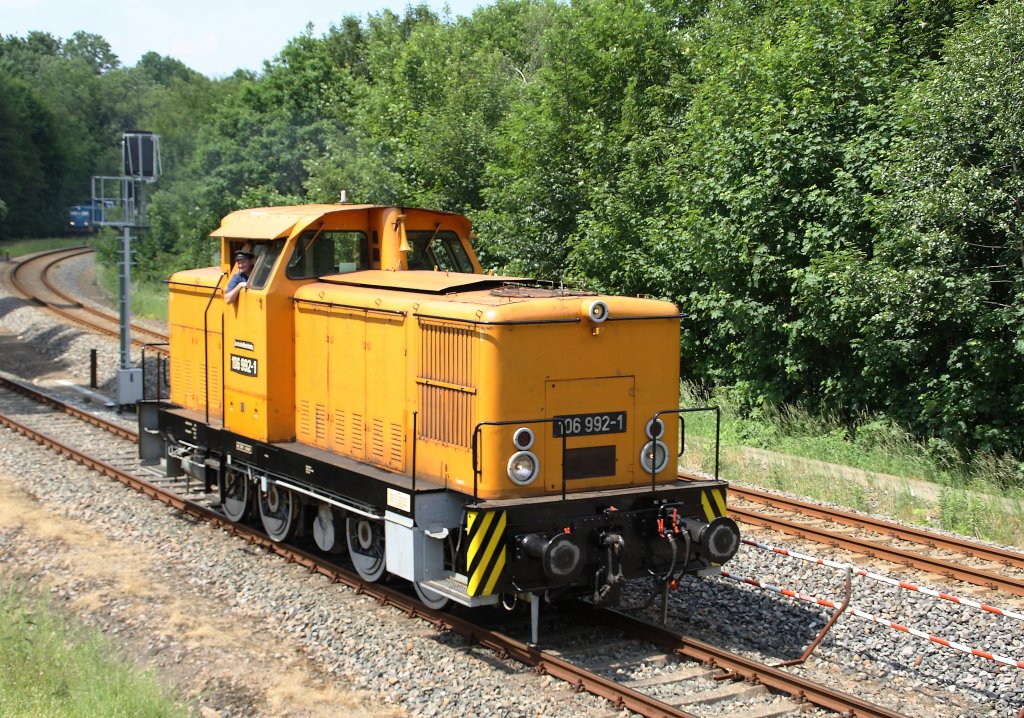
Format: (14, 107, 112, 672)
(8, 246, 169, 352)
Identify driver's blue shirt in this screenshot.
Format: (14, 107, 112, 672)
(227, 271, 249, 292)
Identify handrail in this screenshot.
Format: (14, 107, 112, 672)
(141, 342, 169, 403)
(470, 418, 567, 503)
(650, 406, 721, 491)
(164, 278, 224, 289)
(411, 411, 417, 521)
(291, 296, 406, 317)
(472, 406, 720, 503)
(416, 313, 581, 327)
(415, 312, 682, 326)
(604, 313, 685, 322)
(203, 273, 225, 425)
(220, 313, 226, 425)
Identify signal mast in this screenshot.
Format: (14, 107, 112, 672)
(92, 131, 162, 407)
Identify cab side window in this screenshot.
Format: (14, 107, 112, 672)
(443, 236, 475, 273)
(248, 239, 285, 289)
(226, 239, 284, 290)
(286, 230, 369, 279)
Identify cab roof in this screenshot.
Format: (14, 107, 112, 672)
(209, 204, 467, 240)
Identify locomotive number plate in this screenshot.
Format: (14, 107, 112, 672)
(553, 411, 626, 438)
(230, 353, 258, 376)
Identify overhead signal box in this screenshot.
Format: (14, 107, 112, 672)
(123, 131, 161, 180)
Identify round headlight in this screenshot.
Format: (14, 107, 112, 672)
(585, 299, 609, 323)
(507, 451, 539, 485)
(640, 440, 669, 474)
(513, 427, 535, 450)
(645, 417, 665, 440)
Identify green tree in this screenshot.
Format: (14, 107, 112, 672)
(143, 26, 352, 276)
(309, 2, 546, 215)
(622, 0, 963, 414)
(0, 31, 125, 218)
(556, 0, 711, 291)
(104, 53, 217, 174)
(0, 31, 62, 77)
(0, 73, 65, 238)
(62, 31, 119, 73)
(844, 0, 1024, 455)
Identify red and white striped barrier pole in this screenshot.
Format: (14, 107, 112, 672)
(720, 569, 1024, 670)
(741, 536, 1024, 622)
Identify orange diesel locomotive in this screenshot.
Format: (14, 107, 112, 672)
(139, 203, 739, 634)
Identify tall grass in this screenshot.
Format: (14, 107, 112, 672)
(1, 237, 90, 258)
(678, 383, 1024, 547)
(95, 263, 168, 321)
(0, 578, 186, 718)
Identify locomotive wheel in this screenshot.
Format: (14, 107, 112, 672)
(313, 504, 347, 554)
(413, 535, 454, 610)
(221, 467, 251, 522)
(259, 483, 298, 542)
(346, 516, 386, 582)
(413, 581, 450, 610)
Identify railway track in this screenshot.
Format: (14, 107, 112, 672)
(0, 374, 906, 718)
(723, 482, 1024, 596)
(8, 246, 169, 350)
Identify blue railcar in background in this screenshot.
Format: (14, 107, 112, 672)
(67, 205, 95, 234)
(66, 200, 108, 234)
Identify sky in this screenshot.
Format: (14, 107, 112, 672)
(2, 0, 486, 78)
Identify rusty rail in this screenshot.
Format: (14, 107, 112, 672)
(0, 375, 136, 441)
(730, 483, 1024, 571)
(728, 505, 1024, 596)
(8, 247, 168, 351)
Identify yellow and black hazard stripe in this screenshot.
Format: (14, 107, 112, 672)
(700, 486, 728, 523)
(465, 509, 507, 596)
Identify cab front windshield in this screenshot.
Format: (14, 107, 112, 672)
(406, 231, 474, 273)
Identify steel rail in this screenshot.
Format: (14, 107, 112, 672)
(728, 505, 1024, 595)
(730, 483, 1024, 570)
(8, 247, 168, 352)
(9, 246, 92, 305)
(0, 404, 704, 717)
(11, 248, 134, 341)
(38, 248, 167, 344)
(0, 399, 907, 718)
(594, 605, 909, 718)
(0, 375, 137, 442)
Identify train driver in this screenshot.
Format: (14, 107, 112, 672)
(224, 249, 255, 305)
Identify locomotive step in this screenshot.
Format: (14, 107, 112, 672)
(418, 574, 499, 607)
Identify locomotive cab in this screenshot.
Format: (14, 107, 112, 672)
(164, 205, 478, 440)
